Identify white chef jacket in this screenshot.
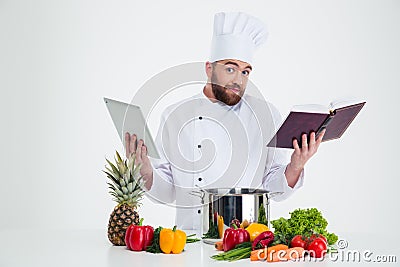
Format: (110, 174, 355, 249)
(146, 90, 304, 230)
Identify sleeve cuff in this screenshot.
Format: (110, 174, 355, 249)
(290, 166, 305, 190)
(145, 158, 176, 204)
(268, 165, 305, 202)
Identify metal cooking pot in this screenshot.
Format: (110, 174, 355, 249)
(191, 188, 282, 237)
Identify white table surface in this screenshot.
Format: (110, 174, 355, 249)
(0, 229, 399, 267)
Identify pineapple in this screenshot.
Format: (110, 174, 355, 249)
(104, 151, 145, 245)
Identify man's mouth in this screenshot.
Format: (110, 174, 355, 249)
(226, 87, 240, 94)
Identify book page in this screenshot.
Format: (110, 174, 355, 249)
(329, 97, 364, 110)
(291, 104, 328, 114)
(323, 101, 366, 141)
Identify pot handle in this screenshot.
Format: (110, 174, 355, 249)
(189, 185, 206, 204)
(267, 192, 284, 200)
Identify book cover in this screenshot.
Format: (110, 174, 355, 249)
(267, 102, 366, 148)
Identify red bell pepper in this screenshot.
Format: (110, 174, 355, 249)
(230, 217, 241, 228)
(222, 225, 250, 251)
(125, 218, 154, 251)
(251, 230, 274, 250)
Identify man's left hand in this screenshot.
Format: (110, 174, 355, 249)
(285, 130, 326, 187)
(290, 130, 326, 170)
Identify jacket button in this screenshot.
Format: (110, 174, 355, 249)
(199, 116, 203, 120)
(198, 177, 202, 182)
(197, 144, 201, 148)
(197, 210, 201, 214)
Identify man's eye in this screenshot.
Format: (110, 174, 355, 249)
(242, 70, 250, 76)
(226, 67, 235, 73)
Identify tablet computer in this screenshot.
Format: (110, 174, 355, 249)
(104, 97, 160, 159)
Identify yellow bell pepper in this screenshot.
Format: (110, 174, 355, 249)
(217, 215, 224, 239)
(245, 223, 269, 242)
(159, 226, 187, 254)
(240, 219, 249, 229)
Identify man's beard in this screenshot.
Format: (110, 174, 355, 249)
(211, 72, 243, 106)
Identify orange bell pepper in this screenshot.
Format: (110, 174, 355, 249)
(159, 226, 187, 254)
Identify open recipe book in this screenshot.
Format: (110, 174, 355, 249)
(267, 99, 366, 148)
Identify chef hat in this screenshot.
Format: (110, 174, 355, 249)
(210, 12, 268, 66)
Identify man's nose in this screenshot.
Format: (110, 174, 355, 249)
(232, 71, 243, 86)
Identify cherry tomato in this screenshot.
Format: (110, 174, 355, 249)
(307, 237, 327, 258)
(290, 235, 308, 249)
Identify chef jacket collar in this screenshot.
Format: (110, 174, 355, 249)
(197, 88, 244, 113)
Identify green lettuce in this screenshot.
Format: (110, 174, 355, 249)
(271, 208, 338, 245)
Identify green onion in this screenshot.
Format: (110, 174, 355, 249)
(186, 234, 201, 243)
(211, 242, 252, 261)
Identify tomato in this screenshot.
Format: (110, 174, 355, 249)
(290, 235, 308, 249)
(309, 234, 327, 245)
(307, 237, 327, 258)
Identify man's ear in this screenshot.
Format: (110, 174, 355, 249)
(205, 61, 213, 80)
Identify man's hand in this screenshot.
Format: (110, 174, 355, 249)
(125, 132, 153, 190)
(285, 130, 326, 187)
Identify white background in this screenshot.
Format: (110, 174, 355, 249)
(0, 0, 399, 240)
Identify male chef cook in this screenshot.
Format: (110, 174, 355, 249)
(125, 12, 325, 230)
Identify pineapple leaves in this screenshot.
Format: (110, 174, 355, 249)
(115, 151, 127, 175)
(115, 188, 124, 197)
(104, 170, 118, 184)
(107, 182, 117, 191)
(105, 171, 123, 192)
(105, 159, 121, 179)
(128, 155, 136, 170)
(119, 178, 126, 187)
(109, 191, 119, 198)
(121, 186, 129, 194)
(123, 173, 130, 186)
(104, 151, 144, 206)
(131, 163, 142, 182)
(127, 182, 133, 193)
(115, 151, 123, 163)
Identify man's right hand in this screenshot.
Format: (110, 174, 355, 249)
(125, 132, 153, 190)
